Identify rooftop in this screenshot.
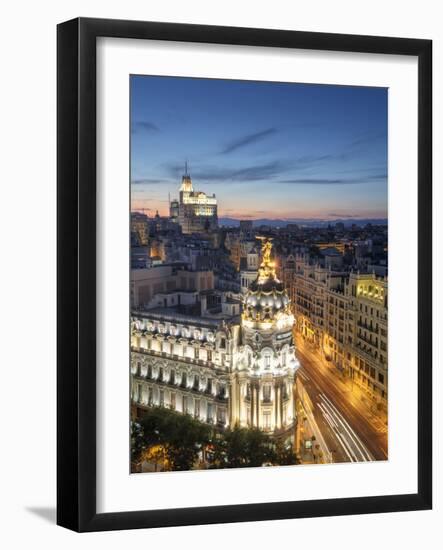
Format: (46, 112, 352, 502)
(320, 247, 342, 256)
(133, 306, 239, 327)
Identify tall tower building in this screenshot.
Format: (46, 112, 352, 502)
(232, 238, 299, 436)
(177, 164, 218, 234)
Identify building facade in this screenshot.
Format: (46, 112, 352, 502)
(176, 168, 218, 234)
(346, 273, 388, 401)
(169, 198, 179, 222)
(131, 264, 214, 309)
(239, 246, 260, 293)
(130, 239, 299, 438)
(282, 254, 388, 407)
(131, 212, 150, 246)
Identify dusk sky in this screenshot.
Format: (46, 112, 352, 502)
(130, 75, 387, 221)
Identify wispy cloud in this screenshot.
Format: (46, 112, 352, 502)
(279, 172, 387, 185)
(198, 161, 287, 182)
(132, 121, 160, 134)
(131, 178, 171, 185)
(220, 127, 277, 154)
(162, 159, 290, 183)
(279, 178, 360, 185)
(349, 131, 386, 148)
(160, 151, 387, 186)
(296, 154, 334, 165)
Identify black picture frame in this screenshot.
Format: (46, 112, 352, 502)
(57, 17, 432, 532)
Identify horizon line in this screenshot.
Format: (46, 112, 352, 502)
(130, 209, 387, 222)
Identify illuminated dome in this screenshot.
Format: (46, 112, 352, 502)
(242, 238, 292, 323)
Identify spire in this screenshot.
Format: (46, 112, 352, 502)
(257, 237, 277, 282)
(180, 160, 193, 192)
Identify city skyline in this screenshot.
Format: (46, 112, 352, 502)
(130, 76, 389, 471)
(131, 75, 387, 220)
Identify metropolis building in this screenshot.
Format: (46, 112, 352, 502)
(176, 166, 218, 234)
(282, 253, 388, 406)
(131, 238, 299, 438)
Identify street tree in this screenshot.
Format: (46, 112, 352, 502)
(220, 426, 276, 468)
(138, 407, 211, 471)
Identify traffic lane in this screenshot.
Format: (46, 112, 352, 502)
(317, 393, 373, 463)
(297, 351, 388, 461)
(298, 371, 351, 464)
(296, 338, 387, 431)
(300, 357, 387, 460)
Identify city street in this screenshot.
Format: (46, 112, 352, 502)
(295, 335, 388, 463)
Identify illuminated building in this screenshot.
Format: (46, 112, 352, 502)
(131, 212, 150, 246)
(283, 254, 388, 406)
(237, 238, 299, 433)
(175, 165, 218, 234)
(346, 273, 388, 402)
(131, 294, 237, 429)
(286, 254, 332, 346)
(130, 239, 299, 438)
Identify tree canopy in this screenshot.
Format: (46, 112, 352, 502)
(209, 426, 275, 469)
(138, 407, 211, 470)
(133, 408, 299, 472)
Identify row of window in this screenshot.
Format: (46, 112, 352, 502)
(133, 320, 227, 346)
(135, 338, 221, 363)
(353, 358, 386, 386)
(134, 386, 226, 424)
(134, 362, 226, 396)
(245, 383, 289, 401)
(354, 371, 386, 398)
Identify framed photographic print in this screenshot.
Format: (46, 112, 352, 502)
(57, 18, 432, 532)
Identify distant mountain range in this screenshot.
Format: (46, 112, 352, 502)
(218, 217, 388, 228)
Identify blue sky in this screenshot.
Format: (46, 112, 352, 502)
(130, 75, 387, 220)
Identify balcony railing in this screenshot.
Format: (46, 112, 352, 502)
(357, 332, 378, 347)
(132, 347, 218, 369)
(354, 341, 378, 363)
(357, 320, 379, 333)
(133, 374, 226, 400)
